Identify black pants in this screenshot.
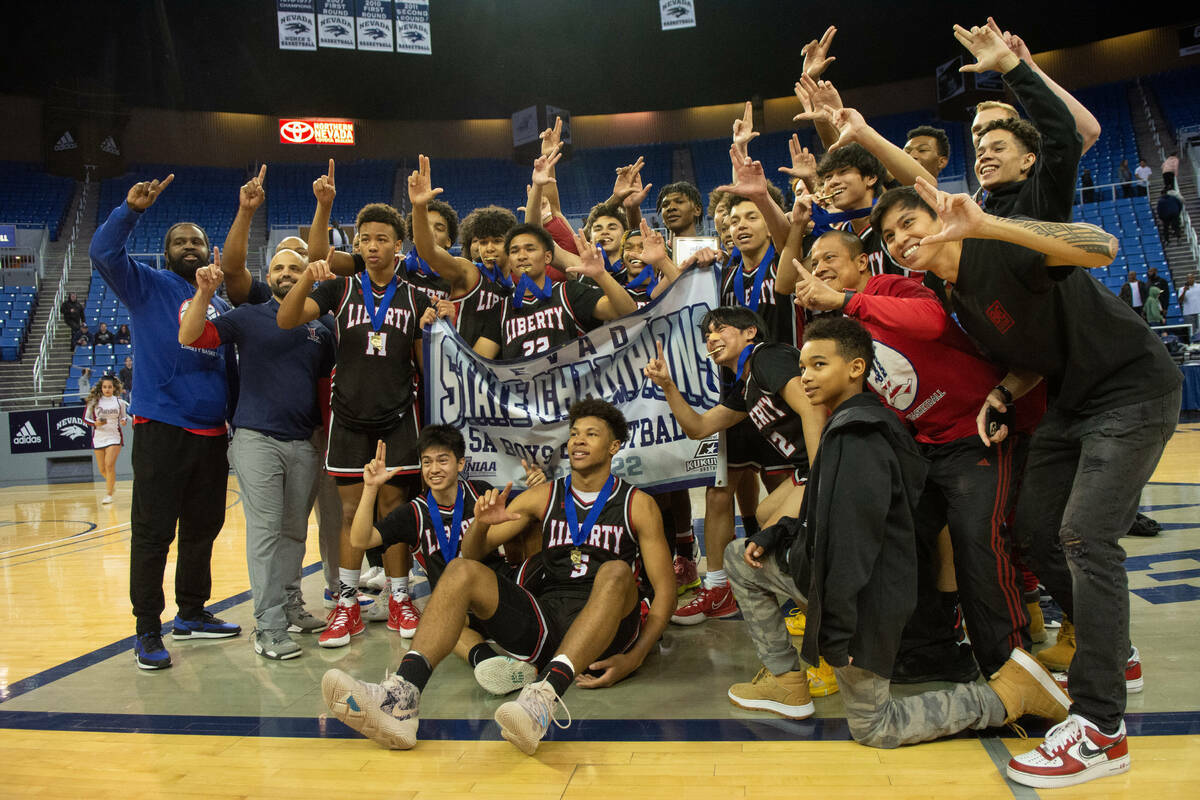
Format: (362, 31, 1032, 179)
(898, 437, 1028, 675)
(130, 421, 229, 634)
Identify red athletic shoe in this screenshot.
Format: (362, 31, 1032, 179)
(388, 595, 420, 638)
(318, 601, 365, 648)
(1051, 646, 1143, 694)
(1007, 714, 1130, 788)
(673, 556, 700, 596)
(670, 584, 738, 625)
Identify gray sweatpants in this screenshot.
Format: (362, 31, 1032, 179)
(724, 539, 1006, 749)
(230, 428, 321, 631)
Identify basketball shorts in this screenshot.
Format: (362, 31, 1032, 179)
(325, 407, 419, 481)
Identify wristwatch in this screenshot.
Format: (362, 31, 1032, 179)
(993, 384, 1014, 405)
(842, 289, 856, 309)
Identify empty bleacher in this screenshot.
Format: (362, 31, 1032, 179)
(0, 286, 37, 361)
(1073, 82, 1142, 196)
(266, 160, 398, 229)
(0, 161, 75, 241)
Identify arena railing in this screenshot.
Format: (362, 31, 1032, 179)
(1071, 180, 1146, 205)
(33, 171, 90, 395)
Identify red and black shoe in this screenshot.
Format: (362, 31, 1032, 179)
(1007, 714, 1130, 788)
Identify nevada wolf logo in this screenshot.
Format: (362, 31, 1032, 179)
(363, 26, 388, 40)
(324, 23, 351, 37)
(285, 21, 311, 34)
(402, 30, 426, 43)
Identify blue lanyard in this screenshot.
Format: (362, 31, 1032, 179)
(810, 204, 873, 237)
(732, 243, 775, 312)
(563, 474, 616, 548)
(735, 344, 755, 383)
(513, 274, 553, 309)
(478, 261, 514, 292)
(404, 249, 434, 277)
(425, 483, 465, 562)
(359, 274, 398, 332)
(626, 264, 657, 292)
(601, 248, 624, 276)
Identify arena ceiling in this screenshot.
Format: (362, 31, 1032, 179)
(8, 1, 1193, 120)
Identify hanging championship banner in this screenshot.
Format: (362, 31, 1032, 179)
(356, 0, 395, 51)
(395, 0, 431, 55)
(425, 267, 724, 492)
(278, 0, 318, 51)
(317, 0, 357, 49)
(659, 0, 696, 31)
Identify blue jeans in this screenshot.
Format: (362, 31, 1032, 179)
(1013, 387, 1181, 731)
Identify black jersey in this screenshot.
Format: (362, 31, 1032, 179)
(489, 280, 604, 359)
(376, 479, 506, 586)
(454, 271, 509, 348)
(539, 476, 641, 595)
(833, 220, 920, 280)
(720, 250, 801, 346)
(720, 342, 811, 470)
(310, 274, 431, 430)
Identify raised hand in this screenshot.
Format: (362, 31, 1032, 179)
(792, 258, 846, 312)
(408, 154, 444, 206)
(474, 482, 520, 527)
(793, 74, 842, 124)
(638, 219, 669, 266)
(954, 23, 1020, 74)
(126, 174, 174, 211)
(643, 340, 675, 388)
(612, 157, 645, 202)
(313, 159, 336, 206)
(569, 228, 606, 279)
(624, 169, 652, 209)
(778, 134, 818, 185)
(679, 248, 722, 271)
(791, 191, 814, 232)
(986, 17, 1034, 65)
(194, 255, 224, 296)
(540, 116, 563, 157)
(912, 176, 987, 244)
(801, 25, 838, 79)
(362, 440, 393, 488)
(522, 458, 547, 488)
(824, 106, 870, 152)
(715, 145, 771, 200)
(239, 164, 267, 210)
(531, 144, 563, 187)
(305, 258, 335, 282)
(732, 100, 759, 156)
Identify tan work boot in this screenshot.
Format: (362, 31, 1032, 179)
(1035, 618, 1075, 672)
(1027, 601, 1046, 643)
(728, 666, 815, 719)
(989, 648, 1071, 725)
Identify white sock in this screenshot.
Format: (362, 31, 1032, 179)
(704, 569, 728, 589)
(391, 576, 409, 601)
(549, 654, 575, 673)
(338, 568, 361, 601)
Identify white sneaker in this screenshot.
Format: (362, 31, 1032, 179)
(494, 679, 571, 755)
(363, 595, 390, 622)
(474, 656, 538, 696)
(101, 495, 113, 505)
(321, 669, 419, 750)
(359, 566, 387, 593)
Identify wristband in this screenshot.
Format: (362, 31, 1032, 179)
(993, 384, 1014, 405)
(842, 289, 856, 309)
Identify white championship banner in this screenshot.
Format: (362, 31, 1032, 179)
(424, 267, 725, 492)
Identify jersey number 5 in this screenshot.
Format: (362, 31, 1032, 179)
(569, 553, 590, 578)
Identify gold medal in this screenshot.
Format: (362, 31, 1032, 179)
(369, 332, 383, 349)
(570, 548, 583, 565)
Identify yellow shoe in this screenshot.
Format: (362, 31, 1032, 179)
(1035, 618, 1075, 672)
(807, 657, 839, 697)
(1027, 601, 1046, 644)
(785, 607, 806, 636)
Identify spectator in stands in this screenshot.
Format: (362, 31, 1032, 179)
(93, 322, 115, 346)
(1135, 159, 1152, 196)
(1156, 190, 1184, 244)
(1118, 159, 1134, 198)
(119, 356, 133, 399)
(77, 367, 91, 402)
(1180, 273, 1199, 334)
(1119, 271, 1148, 318)
(1147, 265, 1170, 298)
(328, 218, 350, 251)
(1080, 168, 1095, 203)
(1145, 284, 1165, 325)
(60, 292, 84, 332)
(72, 322, 92, 349)
(1161, 152, 1179, 192)
(116, 324, 131, 344)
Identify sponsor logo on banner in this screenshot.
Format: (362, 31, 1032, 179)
(394, 1, 431, 54)
(0, 224, 15, 247)
(9, 411, 50, 454)
(49, 407, 93, 451)
(659, 0, 696, 30)
(278, 0, 318, 50)
(317, 0, 356, 48)
(279, 119, 356, 145)
(356, 0, 395, 51)
(53, 131, 78, 151)
(424, 267, 725, 492)
(99, 136, 120, 156)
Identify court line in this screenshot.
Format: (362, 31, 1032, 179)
(979, 734, 1041, 800)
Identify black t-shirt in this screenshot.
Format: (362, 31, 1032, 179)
(486, 280, 604, 360)
(376, 479, 507, 586)
(720, 342, 811, 469)
(720, 250, 801, 346)
(310, 274, 431, 430)
(950, 238, 1181, 415)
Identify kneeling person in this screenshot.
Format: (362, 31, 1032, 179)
(322, 399, 674, 754)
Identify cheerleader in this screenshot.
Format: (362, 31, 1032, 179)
(84, 375, 129, 504)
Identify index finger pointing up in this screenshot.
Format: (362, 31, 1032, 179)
(327, 159, 335, 181)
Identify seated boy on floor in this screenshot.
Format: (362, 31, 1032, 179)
(726, 316, 1071, 748)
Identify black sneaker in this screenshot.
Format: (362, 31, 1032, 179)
(172, 610, 241, 640)
(134, 632, 172, 670)
(891, 643, 980, 684)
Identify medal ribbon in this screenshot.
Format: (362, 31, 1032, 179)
(810, 203, 873, 237)
(478, 261, 514, 292)
(403, 249, 434, 277)
(512, 274, 553, 309)
(426, 483, 465, 562)
(735, 344, 755, 383)
(564, 474, 617, 549)
(732, 243, 775, 312)
(600, 248, 624, 276)
(360, 273, 398, 333)
(626, 264, 657, 292)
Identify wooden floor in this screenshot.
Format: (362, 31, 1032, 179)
(1, 423, 1199, 798)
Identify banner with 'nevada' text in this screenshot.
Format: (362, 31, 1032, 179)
(424, 267, 724, 492)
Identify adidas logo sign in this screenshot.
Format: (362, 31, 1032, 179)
(53, 131, 78, 152)
(100, 136, 120, 155)
(13, 420, 42, 445)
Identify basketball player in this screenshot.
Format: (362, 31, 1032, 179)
(321, 399, 674, 755)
